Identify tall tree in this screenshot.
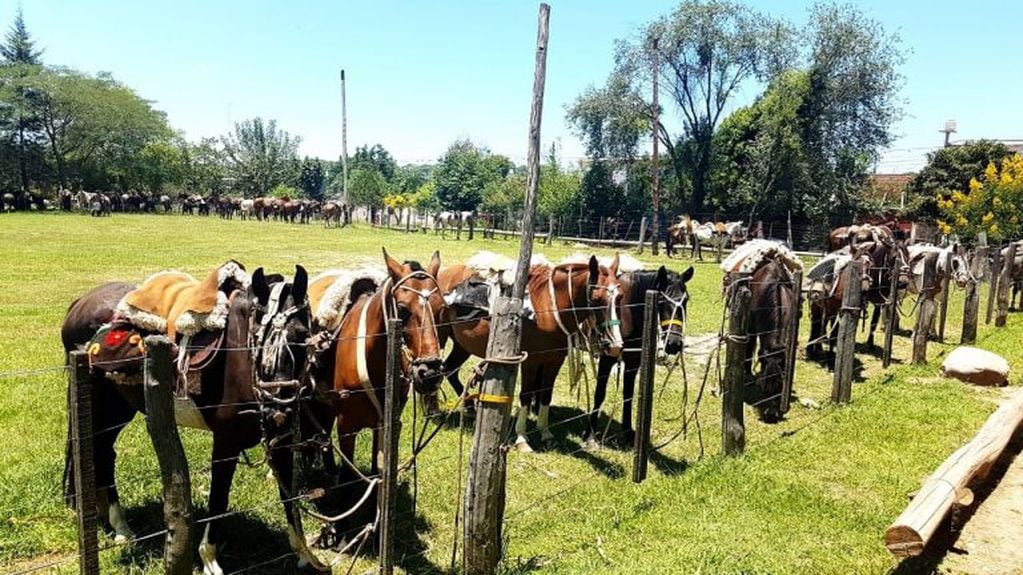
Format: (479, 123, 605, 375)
(908, 140, 1011, 219)
(221, 117, 300, 196)
(1, 9, 44, 198)
(182, 137, 227, 195)
(434, 139, 504, 211)
(297, 157, 325, 199)
(1, 9, 42, 65)
(350, 144, 397, 182)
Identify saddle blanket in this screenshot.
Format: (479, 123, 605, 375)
(720, 239, 803, 275)
(308, 267, 388, 330)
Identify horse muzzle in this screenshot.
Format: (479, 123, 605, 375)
(411, 358, 443, 394)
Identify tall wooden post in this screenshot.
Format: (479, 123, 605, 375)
(832, 261, 862, 404)
(786, 210, 794, 248)
(649, 37, 660, 256)
(722, 274, 751, 456)
(464, 6, 548, 574)
(912, 254, 938, 364)
(632, 291, 658, 483)
(962, 246, 987, 344)
(986, 246, 1002, 324)
(546, 215, 554, 246)
(142, 336, 193, 575)
(379, 319, 403, 575)
(996, 242, 1017, 327)
(781, 270, 802, 415)
(70, 351, 100, 575)
(340, 69, 350, 225)
(937, 252, 952, 341)
(637, 216, 647, 254)
(883, 248, 900, 368)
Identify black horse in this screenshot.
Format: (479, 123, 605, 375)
(61, 266, 333, 574)
(587, 265, 694, 445)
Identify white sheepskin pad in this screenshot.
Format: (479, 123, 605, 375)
(311, 267, 387, 329)
(941, 346, 1010, 386)
(465, 251, 551, 285)
(559, 253, 643, 272)
(720, 239, 804, 274)
(175, 291, 230, 336)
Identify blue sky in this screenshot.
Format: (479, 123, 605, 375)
(6, 0, 1022, 173)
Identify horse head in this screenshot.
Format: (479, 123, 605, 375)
(383, 248, 445, 395)
(587, 254, 624, 358)
(249, 266, 311, 387)
(945, 245, 971, 288)
(655, 265, 695, 357)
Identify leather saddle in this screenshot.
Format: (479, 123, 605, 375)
(446, 280, 492, 321)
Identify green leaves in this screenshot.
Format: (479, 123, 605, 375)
(221, 117, 300, 197)
(434, 140, 506, 211)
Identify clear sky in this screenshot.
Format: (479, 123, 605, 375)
(5, 0, 1021, 173)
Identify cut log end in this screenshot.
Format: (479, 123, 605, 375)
(884, 525, 925, 558)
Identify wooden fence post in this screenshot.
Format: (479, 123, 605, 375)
(912, 254, 939, 364)
(142, 336, 193, 575)
(637, 217, 647, 254)
(883, 250, 900, 368)
(986, 246, 1002, 324)
(962, 246, 987, 344)
(996, 242, 1017, 327)
(722, 274, 751, 456)
(468, 214, 475, 241)
(464, 6, 548, 574)
(546, 215, 554, 246)
(832, 260, 862, 404)
(781, 270, 802, 415)
(937, 253, 951, 341)
(70, 351, 100, 575)
(632, 291, 658, 483)
(456, 214, 463, 240)
(379, 319, 403, 575)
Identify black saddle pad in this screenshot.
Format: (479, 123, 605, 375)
(448, 280, 492, 321)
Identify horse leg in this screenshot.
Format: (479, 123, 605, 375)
(441, 340, 471, 398)
(515, 362, 541, 452)
(867, 303, 881, 348)
(587, 354, 614, 445)
(537, 356, 565, 446)
(620, 353, 639, 445)
(199, 439, 241, 575)
(269, 444, 329, 573)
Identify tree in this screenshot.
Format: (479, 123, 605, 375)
(538, 144, 581, 219)
(221, 117, 300, 196)
(348, 167, 389, 207)
(1, 9, 44, 198)
(908, 140, 1012, 219)
(182, 138, 227, 195)
(132, 139, 185, 193)
(938, 155, 1023, 243)
(434, 139, 505, 210)
(350, 144, 397, 182)
(1, 9, 42, 65)
(297, 157, 325, 199)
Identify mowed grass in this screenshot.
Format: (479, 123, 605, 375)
(0, 212, 1020, 574)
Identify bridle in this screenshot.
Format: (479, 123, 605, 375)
(381, 269, 444, 375)
(658, 285, 688, 353)
(249, 282, 310, 402)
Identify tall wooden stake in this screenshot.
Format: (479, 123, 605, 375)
(937, 256, 951, 341)
(379, 319, 403, 575)
(912, 254, 938, 364)
(70, 351, 100, 575)
(142, 336, 193, 575)
(649, 37, 660, 256)
(722, 275, 751, 456)
(996, 242, 1017, 327)
(832, 261, 862, 404)
(464, 6, 549, 574)
(632, 291, 658, 483)
(637, 216, 647, 254)
(986, 246, 1001, 325)
(883, 248, 900, 368)
(962, 246, 986, 344)
(340, 69, 350, 224)
(781, 270, 802, 415)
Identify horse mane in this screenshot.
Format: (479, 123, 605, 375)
(402, 260, 424, 272)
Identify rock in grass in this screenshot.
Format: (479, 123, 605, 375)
(940, 347, 1010, 386)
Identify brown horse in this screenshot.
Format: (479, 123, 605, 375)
(438, 255, 624, 452)
(316, 250, 446, 474)
(61, 267, 332, 574)
(806, 253, 873, 360)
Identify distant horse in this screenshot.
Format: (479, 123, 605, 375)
(666, 215, 697, 258)
(61, 267, 331, 574)
(239, 199, 255, 220)
(693, 221, 745, 262)
(321, 202, 344, 228)
(434, 211, 472, 238)
(438, 254, 625, 452)
(588, 265, 694, 444)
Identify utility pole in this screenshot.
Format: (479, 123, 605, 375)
(940, 119, 957, 148)
(650, 37, 660, 256)
(340, 69, 350, 224)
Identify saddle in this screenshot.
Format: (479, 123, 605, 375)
(308, 267, 387, 331)
(720, 239, 803, 275)
(446, 280, 492, 321)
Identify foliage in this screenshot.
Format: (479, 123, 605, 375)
(268, 183, 299, 199)
(909, 140, 1012, 219)
(131, 139, 186, 192)
(480, 174, 525, 215)
(938, 154, 1023, 243)
(408, 180, 440, 212)
(296, 157, 325, 199)
(1, 9, 42, 65)
(221, 117, 300, 197)
(434, 139, 506, 210)
(350, 144, 397, 182)
(181, 138, 227, 195)
(348, 167, 390, 207)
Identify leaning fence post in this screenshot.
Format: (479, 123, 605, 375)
(781, 269, 802, 415)
(883, 250, 900, 368)
(962, 246, 987, 344)
(70, 351, 100, 575)
(996, 242, 1017, 328)
(986, 246, 1002, 325)
(636, 216, 647, 254)
(722, 273, 751, 456)
(937, 250, 953, 341)
(142, 336, 193, 575)
(832, 260, 862, 404)
(632, 291, 658, 483)
(912, 254, 939, 364)
(379, 319, 403, 575)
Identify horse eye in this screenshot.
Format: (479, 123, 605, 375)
(397, 304, 412, 321)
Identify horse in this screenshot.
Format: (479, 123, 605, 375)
(693, 221, 745, 262)
(434, 211, 466, 238)
(806, 251, 874, 360)
(60, 266, 332, 574)
(438, 254, 625, 452)
(665, 216, 696, 258)
(588, 265, 694, 445)
(321, 202, 343, 228)
(315, 250, 446, 478)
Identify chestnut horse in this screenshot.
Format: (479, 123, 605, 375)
(438, 255, 624, 452)
(61, 267, 332, 574)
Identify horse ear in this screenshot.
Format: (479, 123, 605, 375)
(609, 253, 620, 275)
(382, 247, 403, 280)
(681, 266, 695, 283)
(656, 266, 668, 290)
(293, 265, 308, 304)
(588, 255, 599, 285)
(251, 268, 269, 303)
(428, 250, 442, 277)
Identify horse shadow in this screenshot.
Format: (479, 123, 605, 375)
(539, 405, 627, 480)
(805, 350, 867, 382)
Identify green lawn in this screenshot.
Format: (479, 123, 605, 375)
(0, 212, 1019, 574)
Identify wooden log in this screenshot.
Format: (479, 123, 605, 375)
(464, 6, 548, 574)
(937, 256, 951, 342)
(70, 351, 100, 575)
(885, 388, 1023, 557)
(961, 246, 987, 344)
(912, 253, 938, 364)
(986, 245, 1002, 325)
(379, 319, 403, 575)
(781, 270, 802, 415)
(142, 336, 193, 575)
(996, 242, 1017, 327)
(722, 274, 751, 456)
(883, 248, 900, 368)
(832, 260, 862, 403)
(632, 290, 658, 483)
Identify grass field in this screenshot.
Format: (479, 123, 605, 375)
(1, 212, 1020, 574)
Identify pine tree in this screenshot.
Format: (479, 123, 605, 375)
(1, 9, 43, 64)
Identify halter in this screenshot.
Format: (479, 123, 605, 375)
(658, 288, 688, 353)
(250, 282, 309, 397)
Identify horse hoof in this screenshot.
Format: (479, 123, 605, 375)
(515, 440, 534, 453)
(584, 437, 601, 451)
(621, 430, 636, 446)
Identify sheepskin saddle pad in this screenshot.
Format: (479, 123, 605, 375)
(445, 251, 560, 321)
(116, 261, 249, 340)
(308, 267, 388, 331)
(720, 239, 804, 275)
(805, 252, 856, 301)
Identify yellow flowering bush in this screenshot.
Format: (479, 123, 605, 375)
(938, 153, 1023, 242)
